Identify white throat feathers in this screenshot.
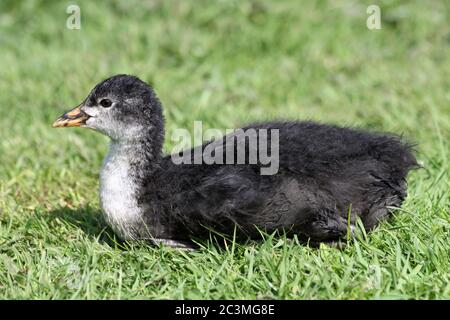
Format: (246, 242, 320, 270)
(99, 141, 142, 240)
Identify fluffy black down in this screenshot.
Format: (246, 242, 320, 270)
(137, 120, 417, 245)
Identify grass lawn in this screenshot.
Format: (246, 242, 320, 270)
(0, 0, 448, 299)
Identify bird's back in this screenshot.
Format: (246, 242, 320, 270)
(149, 121, 417, 243)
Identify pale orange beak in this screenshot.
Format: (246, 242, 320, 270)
(52, 105, 90, 128)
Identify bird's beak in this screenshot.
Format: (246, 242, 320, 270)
(52, 105, 90, 128)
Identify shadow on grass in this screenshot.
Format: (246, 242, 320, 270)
(44, 207, 345, 251)
(46, 206, 121, 247)
(45, 207, 246, 251)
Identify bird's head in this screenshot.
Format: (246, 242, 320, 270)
(53, 74, 163, 142)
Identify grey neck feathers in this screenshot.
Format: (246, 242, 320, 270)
(99, 125, 165, 240)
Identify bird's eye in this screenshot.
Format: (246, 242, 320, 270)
(99, 99, 113, 108)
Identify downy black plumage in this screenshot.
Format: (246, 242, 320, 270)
(53, 74, 418, 248)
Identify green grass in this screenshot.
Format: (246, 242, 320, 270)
(0, 0, 449, 299)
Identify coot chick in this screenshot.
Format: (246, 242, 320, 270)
(53, 74, 417, 248)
